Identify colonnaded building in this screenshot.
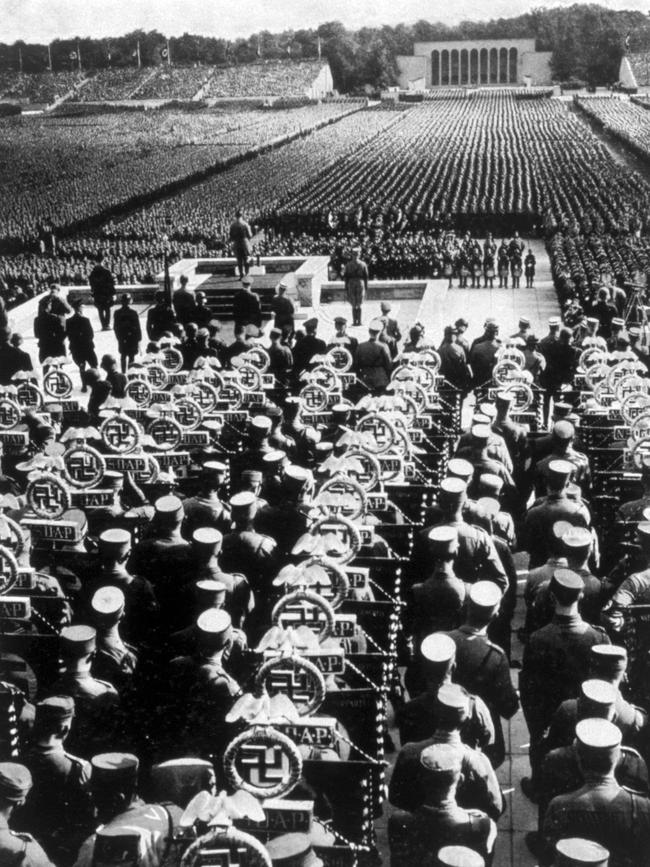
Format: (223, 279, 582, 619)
(396, 38, 553, 89)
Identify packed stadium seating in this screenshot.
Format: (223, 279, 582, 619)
(71, 68, 156, 102)
(0, 70, 84, 104)
(203, 59, 329, 98)
(0, 102, 357, 247)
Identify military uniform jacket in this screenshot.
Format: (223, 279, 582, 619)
(21, 744, 93, 844)
(539, 743, 649, 832)
(414, 520, 507, 591)
(271, 295, 295, 328)
(355, 339, 392, 390)
(113, 307, 142, 355)
(232, 290, 261, 328)
(543, 779, 650, 867)
(520, 614, 610, 737)
(445, 626, 519, 721)
(544, 694, 647, 757)
(603, 568, 650, 632)
(172, 289, 197, 326)
(396, 687, 495, 751)
(389, 803, 493, 866)
(522, 494, 591, 569)
(389, 735, 503, 819)
(0, 816, 54, 867)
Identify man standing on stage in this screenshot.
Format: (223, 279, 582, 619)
(229, 211, 253, 280)
(343, 247, 369, 327)
(88, 253, 115, 332)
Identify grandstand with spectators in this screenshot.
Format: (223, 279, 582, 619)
(0, 59, 334, 108)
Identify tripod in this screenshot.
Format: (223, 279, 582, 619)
(624, 282, 650, 347)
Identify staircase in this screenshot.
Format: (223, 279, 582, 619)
(197, 273, 279, 320)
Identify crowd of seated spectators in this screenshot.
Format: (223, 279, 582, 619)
(0, 70, 83, 104)
(203, 59, 329, 98)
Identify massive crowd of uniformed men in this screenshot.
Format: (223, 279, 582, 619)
(2, 234, 650, 867)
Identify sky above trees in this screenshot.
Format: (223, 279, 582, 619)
(3, 0, 650, 42)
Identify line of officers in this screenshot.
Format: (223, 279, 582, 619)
(386, 379, 650, 866)
(0, 433, 385, 867)
(1, 333, 650, 867)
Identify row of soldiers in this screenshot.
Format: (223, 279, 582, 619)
(0, 294, 648, 867)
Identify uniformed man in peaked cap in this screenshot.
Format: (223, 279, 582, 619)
(343, 246, 368, 326)
(355, 319, 392, 393)
(0, 763, 54, 867)
(20, 696, 94, 863)
(90, 586, 139, 692)
(168, 609, 241, 756)
(74, 752, 182, 867)
(388, 742, 495, 865)
(85, 528, 158, 646)
(520, 570, 609, 801)
(543, 719, 650, 864)
(255, 464, 313, 559)
(413, 477, 507, 591)
(522, 459, 591, 569)
(46, 626, 120, 759)
(181, 460, 231, 536)
(398, 633, 495, 751)
(390, 682, 503, 821)
(447, 581, 519, 769)
(220, 491, 278, 599)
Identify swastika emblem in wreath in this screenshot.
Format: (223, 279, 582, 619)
(147, 416, 182, 451)
(0, 398, 22, 430)
(146, 364, 168, 390)
(100, 414, 141, 455)
(254, 654, 326, 717)
(219, 383, 243, 410)
(124, 378, 152, 408)
(63, 445, 106, 489)
(223, 726, 302, 799)
(299, 383, 329, 413)
(26, 473, 71, 519)
(43, 370, 73, 400)
(189, 381, 219, 413)
(237, 364, 262, 393)
(15, 382, 43, 411)
(326, 345, 353, 373)
(174, 398, 203, 431)
(0, 543, 19, 594)
(160, 347, 183, 373)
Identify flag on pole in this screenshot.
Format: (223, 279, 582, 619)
(257, 36, 262, 58)
(317, 36, 322, 60)
(625, 31, 631, 52)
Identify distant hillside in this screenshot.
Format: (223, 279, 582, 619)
(1, 5, 649, 91)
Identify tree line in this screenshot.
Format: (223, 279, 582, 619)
(1, 4, 650, 91)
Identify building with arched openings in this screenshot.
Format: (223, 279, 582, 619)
(397, 39, 552, 90)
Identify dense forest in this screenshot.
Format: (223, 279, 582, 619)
(1, 4, 650, 91)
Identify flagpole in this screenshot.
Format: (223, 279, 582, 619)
(47, 43, 52, 72)
(167, 38, 171, 66)
(77, 41, 82, 71)
(137, 38, 141, 69)
(317, 37, 321, 60)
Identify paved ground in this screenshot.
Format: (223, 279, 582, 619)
(318, 237, 558, 349)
